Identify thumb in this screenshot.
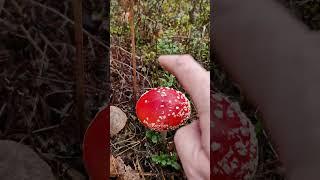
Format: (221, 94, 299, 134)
(174, 121, 210, 179)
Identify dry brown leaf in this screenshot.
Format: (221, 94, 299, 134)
(110, 154, 118, 177)
(110, 106, 127, 136)
(0, 140, 55, 180)
(110, 154, 143, 180)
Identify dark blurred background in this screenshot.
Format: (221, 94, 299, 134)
(0, 0, 109, 179)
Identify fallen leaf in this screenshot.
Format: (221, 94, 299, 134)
(110, 154, 143, 180)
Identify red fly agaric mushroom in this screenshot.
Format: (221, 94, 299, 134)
(136, 87, 191, 132)
(83, 105, 109, 180)
(211, 93, 258, 180)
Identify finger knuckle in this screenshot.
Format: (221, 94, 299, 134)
(176, 55, 194, 73)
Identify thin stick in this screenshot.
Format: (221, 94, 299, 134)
(129, 0, 138, 103)
(72, 0, 85, 141)
(20, 25, 50, 63)
(32, 124, 61, 134)
(116, 141, 141, 156)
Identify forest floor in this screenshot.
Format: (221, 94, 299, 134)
(110, 0, 209, 179)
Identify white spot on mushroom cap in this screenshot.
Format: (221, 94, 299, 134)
(235, 141, 248, 156)
(210, 121, 215, 128)
(240, 127, 250, 137)
(227, 108, 234, 118)
(213, 167, 219, 174)
(214, 94, 223, 101)
(230, 158, 239, 170)
(221, 162, 232, 175)
(211, 142, 221, 152)
(214, 109, 223, 119)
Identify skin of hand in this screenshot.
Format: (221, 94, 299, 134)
(159, 55, 210, 180)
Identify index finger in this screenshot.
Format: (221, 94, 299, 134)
(158, 55, 210, 156)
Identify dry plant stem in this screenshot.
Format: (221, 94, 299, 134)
(129, 0, 138, 104)
(72, 0, 85, 141)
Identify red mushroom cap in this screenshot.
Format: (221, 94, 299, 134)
(210, 93, 258, 180)
(136, 87, 191, 131)
(83, 105, 109, 180)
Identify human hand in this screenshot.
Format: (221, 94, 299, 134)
(159, 55, 210, 180)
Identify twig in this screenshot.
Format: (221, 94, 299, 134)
(262, 129, 279, 159)
(136, 157, 146, 179)
(116, 141, 141, 156)
(129, 0, 138, 103)
(32, 124, 61, 134)
(114, 141, 140, 152)
(39, 33, 61, 56)
(110, 58, 152, 87)
(0, 17, 18, 31)
(72, 0, 86, 141)
(11, 0, 23, 16)
(111, 134, 136, 146)
(110, 44, 141, 59)
(87, 37, 96, 58)
(0, 103, 7, 119)
(20, 25, 50, 63)
(26, 95, 39, 129)
(45, 90, 73, 97)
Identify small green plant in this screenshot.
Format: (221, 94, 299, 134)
(156, 30, 184, 54)
(146, 130, 162, 144)
(151, 152, 181, 170)
(159, 73, 176, 87)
